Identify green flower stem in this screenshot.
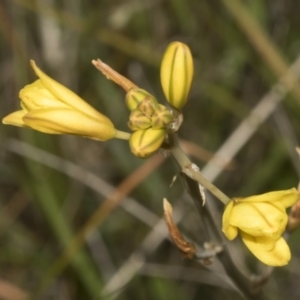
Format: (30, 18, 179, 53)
(114, 130, 131, 140)
(168, 133, 231, 205)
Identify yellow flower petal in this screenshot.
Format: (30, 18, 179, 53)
(20, 80, 70, 111)
(241, 233, 291, 266)
(2, 110, 27, 127)
(23, 108, 116, 141)
(243, 235, 277, 251)
(229, 202, 287, 238)
(30, 60, 113, 125)
(236, 188, 299, 207)
(222, 201, 238, 240)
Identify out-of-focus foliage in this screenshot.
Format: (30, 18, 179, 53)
(1, 0, 300, 299)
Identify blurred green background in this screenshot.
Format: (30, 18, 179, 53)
(1, 0, 300, 299)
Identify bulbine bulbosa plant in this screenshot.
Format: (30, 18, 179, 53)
(3, 41, 300, 299)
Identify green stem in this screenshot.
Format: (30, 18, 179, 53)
(168, 133, 231, 205)
(114, 130, 131, 140)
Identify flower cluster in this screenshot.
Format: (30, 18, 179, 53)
(125, 88, 172, 158)
(2, 41, 299, 270)
(126, 41, 194, 158)
(2, 42, 194, 158)
(222, 188, 299, 266)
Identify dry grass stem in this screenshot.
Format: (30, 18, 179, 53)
(92, 59, 138, 92)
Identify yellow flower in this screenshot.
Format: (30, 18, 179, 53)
(2, 60, 128, 141)
(222, 188, 299, 266)
(160, 41, 194, 110)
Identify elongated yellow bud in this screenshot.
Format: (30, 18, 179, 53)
(125, 88, 157, 111)
(129, 128, 166, 158)
(160, 42, 193, 110)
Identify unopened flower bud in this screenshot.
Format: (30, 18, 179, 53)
(151, 104, 173, 129)
(128, 109, 152, 131)
(125, 88, 157, 111)
(160, 41, 194, 110)
(137, 97, 158, 117)
(129, 128, 166, 158)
